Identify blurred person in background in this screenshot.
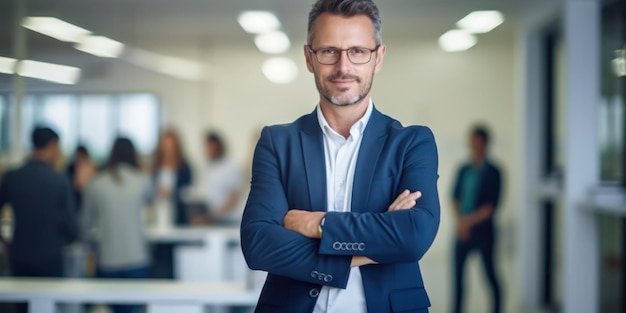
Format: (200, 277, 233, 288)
(82, 137, 151, 313)
(151, 129, 192, 279)
(152, 129, 193, 226)
(451, 125, 503, 313)
(0, 127, 78, 313)
(66, 145, 97, 213)
(202, 131, 243, 225)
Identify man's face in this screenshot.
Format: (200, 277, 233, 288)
(305, 13, 385, 107)
(205, 140, 220, 160)
(469, 134, 486, 161)
(76, 151, 88, 162)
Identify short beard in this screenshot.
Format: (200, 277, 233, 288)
(316, 72, 373, 107)
(325, 93, 364, 107)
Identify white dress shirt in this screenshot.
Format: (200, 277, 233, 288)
(313, 100, 373, 313)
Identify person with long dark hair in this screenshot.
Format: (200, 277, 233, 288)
(82, 137, 152, 313)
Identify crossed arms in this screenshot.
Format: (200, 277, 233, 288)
(240, 126, 440, 289)
(284, 189, 422, 267)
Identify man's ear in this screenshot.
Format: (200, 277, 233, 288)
(304, 45, 315, 73)
(374, 44, 386, 73)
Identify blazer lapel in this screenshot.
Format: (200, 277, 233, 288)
(300, 110, 327, 212)
(352, 108, 388, 213)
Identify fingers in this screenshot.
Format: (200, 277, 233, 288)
(387, 189, 409, 210)
(387, 190, 422, 211)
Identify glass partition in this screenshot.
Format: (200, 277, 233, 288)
(600, 1, 626, 183)
(1, 93, 160, 162)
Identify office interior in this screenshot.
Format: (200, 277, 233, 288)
(0, 0, 624, 312)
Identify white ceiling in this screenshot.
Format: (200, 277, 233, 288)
(0, 0, 550, 86)
(1, 0, 548, 48)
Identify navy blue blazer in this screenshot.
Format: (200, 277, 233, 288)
(241, 107, 440, 313)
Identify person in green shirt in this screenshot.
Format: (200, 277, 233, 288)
(451, 125, 503, 313)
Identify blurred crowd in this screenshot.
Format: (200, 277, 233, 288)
(0, 126, 244, 313)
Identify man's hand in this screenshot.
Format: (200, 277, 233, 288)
(284, 210, 326, 239)
(387, 189, 422, 211)
(351, 256, 378, 267)
(457, 218, 471, 242)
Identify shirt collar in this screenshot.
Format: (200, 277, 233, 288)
(316, 99, 373, 141)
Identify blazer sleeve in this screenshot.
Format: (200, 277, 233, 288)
(318, 126, 440, 264)
(241, 127, 352, 289)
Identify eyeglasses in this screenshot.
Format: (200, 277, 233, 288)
(307, 45, 380, 65)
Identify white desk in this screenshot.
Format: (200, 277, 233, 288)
(146, 226, 245, 282)
(146, 226, 239, 243)
(0, 278, 259, 313)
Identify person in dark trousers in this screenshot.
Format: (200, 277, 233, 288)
(451, 125, 503, 313)
(240, 1, 440, 311)
(0, 127, 78, 313)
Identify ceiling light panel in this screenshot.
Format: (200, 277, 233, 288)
(75, 36, 125, 58)
(124, 48, 205, 81)
(438, 30, 477, 52)
(262, 57, 298, 84)
(238, 11, 281, 34)
(0, 57, 17, 74)
(456, 10, 505, 34)
(22, 17, 91, 42)
(17, 60, 81, 85)
(255, 31, 290, 54)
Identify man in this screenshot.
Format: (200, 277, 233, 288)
(451, 125, 502, 313)
(203, 131, 243, 224)
(240, 1, 440, 312)
(0, 127, 78, 278)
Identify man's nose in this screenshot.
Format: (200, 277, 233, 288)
(335, 50, 351, 71)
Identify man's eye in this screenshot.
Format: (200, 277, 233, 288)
(350, 48, 365, 55)
(321, 49, 338, 55)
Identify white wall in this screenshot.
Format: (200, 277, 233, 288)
(0, 27, 520, 312)
(2, 31, 519, 276)
(1, 33, 519, 252)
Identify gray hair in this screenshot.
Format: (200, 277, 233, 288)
(307, 0, 382, 46)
